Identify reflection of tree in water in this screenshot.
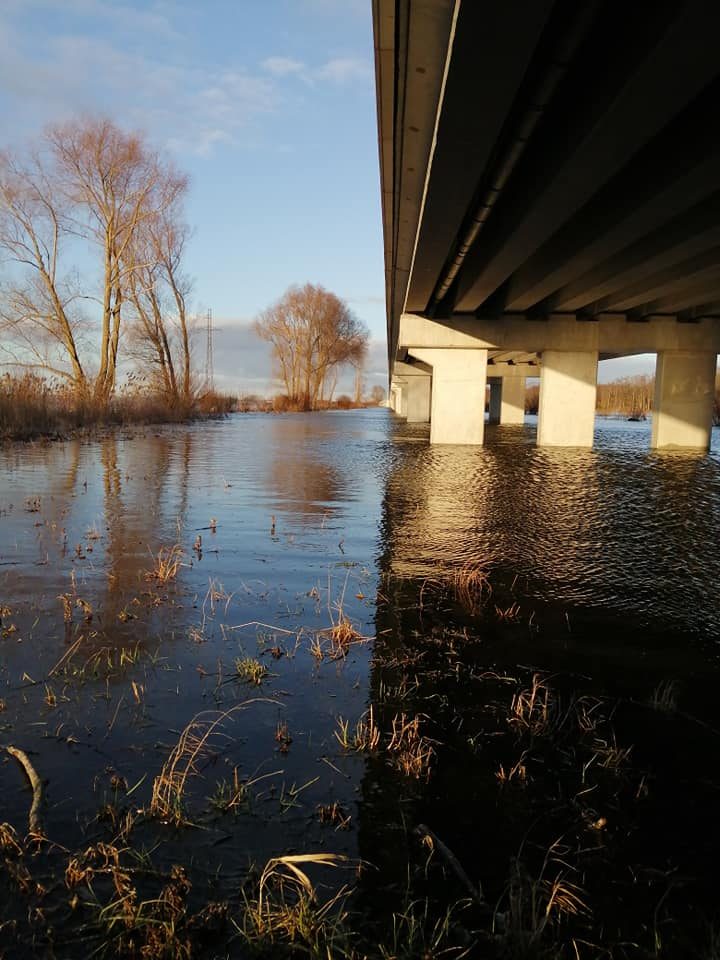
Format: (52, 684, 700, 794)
(98, 433, 193, 629)
(265, 417, 346, 523)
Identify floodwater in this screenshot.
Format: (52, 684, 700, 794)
(1, 409, 720, 957)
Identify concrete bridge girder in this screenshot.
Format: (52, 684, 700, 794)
(394, 314, 718, 451)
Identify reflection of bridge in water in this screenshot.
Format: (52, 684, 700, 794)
(374, 1, 720, 449)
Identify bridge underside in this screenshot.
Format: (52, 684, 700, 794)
(374, 0, 720, 449)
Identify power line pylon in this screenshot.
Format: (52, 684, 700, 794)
(204, 308, 214, 390)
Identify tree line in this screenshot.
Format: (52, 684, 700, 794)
(0, 118, 197, 412)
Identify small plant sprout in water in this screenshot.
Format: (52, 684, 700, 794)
(235, 656, 268, 685)
(495, 601, 521, 622)
(275, 719, 292, 753)
(316, 801, 351, 830)
(209, 766, 267, 814)
(58, 593, 73, 622)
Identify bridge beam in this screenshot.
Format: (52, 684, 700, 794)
(400, 312, 720, 355)
(537, 351, 598, 448)
(651, 351, 717, 450)
(408, 348, 488, 445)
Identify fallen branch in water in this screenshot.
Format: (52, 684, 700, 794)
(6, 746, 44, 837)
(415, 823, 484, 906)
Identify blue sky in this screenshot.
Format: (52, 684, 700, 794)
(0, 0, 654, 392)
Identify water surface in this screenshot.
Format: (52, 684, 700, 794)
(1, 409, 719, 956)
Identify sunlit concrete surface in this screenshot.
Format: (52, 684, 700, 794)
(410, 348, 487, 445)
(651, 351, 717, 450)
(537, 351, 598, 448)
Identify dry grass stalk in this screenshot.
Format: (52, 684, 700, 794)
(335, 706, 380, 752)
(510, 674, 560, 738)
(495, 601, 521, 621)
(452, 561, 492, 611)
(499, 843, 590, 951)
(242, 852, 349, 949)
(150, 701, 272, 823)
(387, 713, 435, 780)
(316, 802, 351, 830)
(328, 618, 362, 659)
(496, 752, 529, 787)
(145, 544, 183, 584)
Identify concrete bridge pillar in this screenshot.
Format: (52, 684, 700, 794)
(537, 350, 598, 447)
(409, 348, 488, 444)
(390, 380, 407, 416)
(406, 374, 431, 422)
(651, 351, 717, 450)
(499, 374, 527, 425)
(488, 379, 502, 424)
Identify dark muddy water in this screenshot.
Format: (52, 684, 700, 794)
(1, 409, 720, 957)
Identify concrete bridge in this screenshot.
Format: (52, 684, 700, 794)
(373, 0, 720, 448)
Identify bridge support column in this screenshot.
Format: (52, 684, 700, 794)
(406, 374, 431, 422)
(409, 348, 488, 444)
(390, 380, 407, 416)
(487, 370, 527, 425)
(499, 374, 526, 425)
(488, 379, 502, 424)
(651, 351, 717, 450)
(538, 351, 598, 447)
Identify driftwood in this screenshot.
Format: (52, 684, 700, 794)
(415, 823, 484, 905)
(6, 746, 44, 837)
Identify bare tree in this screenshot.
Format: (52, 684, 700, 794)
(46, 118, 170, 404)
(0, 119, 190, 407)
(254, 283, 368, 410)
(370, 384, 385, 405)
(0, 150, 88, 393)
(125, 174, 194, 407)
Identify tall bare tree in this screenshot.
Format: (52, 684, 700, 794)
(0, 118, 191, 406)
(0, 150, 88, 393)
(47, 119, 169, 403)
(254, 283, 368, 409)
(125, 175, 194, 408)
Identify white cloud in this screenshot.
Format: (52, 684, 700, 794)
(261, 56, 306, 77)
(0, 22, 276, 156)
(317, 57, 372, 84)
(259, 54, 373, 88)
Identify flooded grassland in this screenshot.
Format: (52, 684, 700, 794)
(1, 410, 720, 959)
